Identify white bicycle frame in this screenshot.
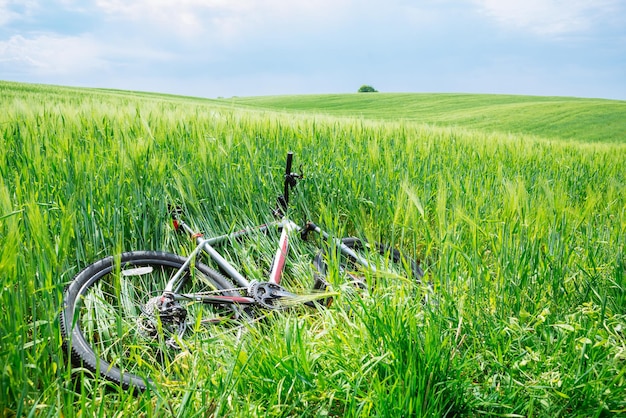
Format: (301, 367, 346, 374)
(161, 215, 374, 305)
(160, 151, 376, 306)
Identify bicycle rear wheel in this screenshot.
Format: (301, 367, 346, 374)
(312, 237, 426, 299)
(60, 251, 241, 391)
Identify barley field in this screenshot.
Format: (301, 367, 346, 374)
(1, 80, 625, 417)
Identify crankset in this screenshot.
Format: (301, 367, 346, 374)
(248, 282, 297, 309)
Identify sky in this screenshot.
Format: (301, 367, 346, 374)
(0, 0, 625, 100)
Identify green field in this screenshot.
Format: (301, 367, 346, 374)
(230, 93, 626, 143)
(1, 80, 625, 417)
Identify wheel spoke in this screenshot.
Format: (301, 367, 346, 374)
(61, 252, 241, 390)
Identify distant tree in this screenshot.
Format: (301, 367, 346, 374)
(358, 85, 378, 93)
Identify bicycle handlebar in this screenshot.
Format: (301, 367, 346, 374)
(285, 152, 293, 176)
(274, 151, 301, 218)
(172, 152, 302, 223)
(283, 152, 294, 202)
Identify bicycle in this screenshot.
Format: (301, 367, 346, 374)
(60, 152, 426, 392)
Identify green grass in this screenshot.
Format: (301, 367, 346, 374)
(1, 80, 625, 417)
(230, 93, 626, 143)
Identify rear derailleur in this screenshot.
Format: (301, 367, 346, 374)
(138, 293, 187, 349)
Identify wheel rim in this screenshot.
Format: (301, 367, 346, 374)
(68, 256, 240, 388)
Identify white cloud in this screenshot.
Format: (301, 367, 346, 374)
(90, 0, 355, 39)
(0, 0, 38, 26)
(473, 0, 622, 36)
(0, 34, 105, 75)
(0, 33, 175, 77)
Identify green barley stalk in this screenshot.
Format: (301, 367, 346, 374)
(0, 80, 624, 417)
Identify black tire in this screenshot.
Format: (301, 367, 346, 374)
(60, 251, 239, 392)
(312, 237, 425, 295)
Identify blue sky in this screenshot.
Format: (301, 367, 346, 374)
(1, 0, 625, 99)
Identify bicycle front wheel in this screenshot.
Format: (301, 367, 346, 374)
(60, 251, 241, 391)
